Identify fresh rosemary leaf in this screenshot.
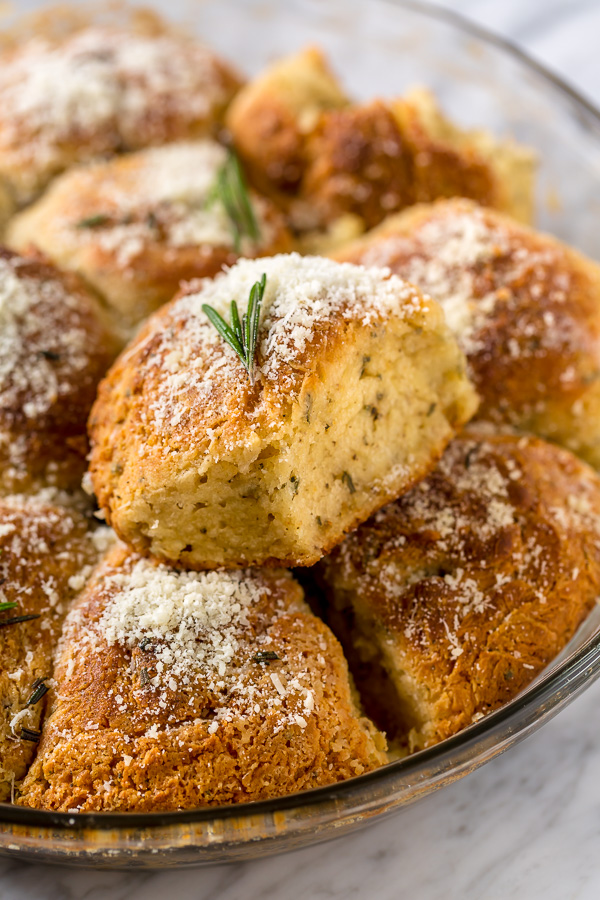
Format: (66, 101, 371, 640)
(0, 601, 18, 613)
(210, 149, 261, 252)
(342, 471, 356, 494)
(230, 152, 260, 243)
(202, 305, 245, 362)
(26, 679, 49, 706)
(20, 727, 41, 743)
(76, 213, 111, 229)
(0, 614, 41, 628)
(252, 650, 280, 664)
(202, 274, 266, 383)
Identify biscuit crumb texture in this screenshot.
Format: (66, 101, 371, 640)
(334, 198, 600, 469)
(18, 545, 386, 811)
(89, 254, 478, 569)
(319, 431, 600, 752)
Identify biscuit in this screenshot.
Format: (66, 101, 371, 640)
(225, 46, 349, 207)
(226, 49, 534, 235)
(333, 198, 600, 469)
(8, 141, 292, 326)
(0, 496, 106, 800)
(318, 431, 600, 751)
(88, 254, 478, 569)
(18, 545, 386, 811)
(0, 22, 242, 214)
(0, 248, 121, 497)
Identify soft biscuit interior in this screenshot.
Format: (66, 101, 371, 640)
(89, 254, 478, 569)
(333, 198, 600, 470)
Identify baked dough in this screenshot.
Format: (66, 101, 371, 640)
(0, 22, 242, 219)
(8, 141, 292, 327)
(18, 544, 386, 811)
(225, 46, 349, 206)
(318, 430, 600, 751)
(226, 49, 534, 235)
(88, 254, 478, 569)
(0, 496, 105, 801)
(0, 248, 121, 497)
(334, 198, 600, 469)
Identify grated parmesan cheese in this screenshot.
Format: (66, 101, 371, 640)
(0, 256, 90, 420)
(0, 27, 237, 198)
(148, 253, 426, 428)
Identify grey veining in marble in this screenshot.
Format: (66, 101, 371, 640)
(2, 1, 600, 898)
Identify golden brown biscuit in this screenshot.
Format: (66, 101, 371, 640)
(226, 48, 534, 235)
(0, 248, 121, 497)
(318, 431, 600, 752)
(333, 198, 600, 469)
(302, 92, 534, 234)
(0, 496, 106, 801)
(225, 46, 349, 206)
(18, 544, 386, 812)
(0, 22, 242, 215)
(88, 254, 478, 570)
(8, 141, 292, 327)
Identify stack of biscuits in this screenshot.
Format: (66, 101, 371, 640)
(1, 5, 600, 814)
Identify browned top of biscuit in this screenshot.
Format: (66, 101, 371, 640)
(303, 100, 500, 231)
(0, 247, 120, 494)
(321, 431, 600, 746)
(88, 253, 436, 506)
(7, 141, 292, 325)
(0, 496, 104, 797)
(0, 22, 242, 202)
(18, 544, 386, 811)
(334, 199, 600, 465)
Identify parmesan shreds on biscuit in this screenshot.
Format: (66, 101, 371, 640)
(89, 253, 477, 570)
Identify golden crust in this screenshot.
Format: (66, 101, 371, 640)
(302, 94, 534, 232)
(7, 141, 292, 327)
(333, 198, 600, 470)
(18, 544, 386, 812)
(319, 431, 600, 751)
(0, 21, 242, 209)
(227, 48, 534, 234)
(225, 46, 349, 207)
(0, 247, 121, 496)
(0, 496, 101, 800)
(88, 254, 478, 570)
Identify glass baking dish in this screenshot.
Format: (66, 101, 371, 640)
(2, 0, 600, 868)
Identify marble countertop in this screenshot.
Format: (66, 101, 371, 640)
(3, 1, 600, 897)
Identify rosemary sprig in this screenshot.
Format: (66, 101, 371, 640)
(252, 650, 280, 664)
(202, 273, 266, 383)
(0, 601, 18, 613)
(209, 150, 261, 252)
(0, 614, 41, 628)
(75, 213, 111, 229)
(26, 678, 49, 706)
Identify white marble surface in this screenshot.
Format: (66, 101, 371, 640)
(3, 0, 600, 897)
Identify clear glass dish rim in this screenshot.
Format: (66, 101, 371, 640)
(2, 0, 600, 832)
